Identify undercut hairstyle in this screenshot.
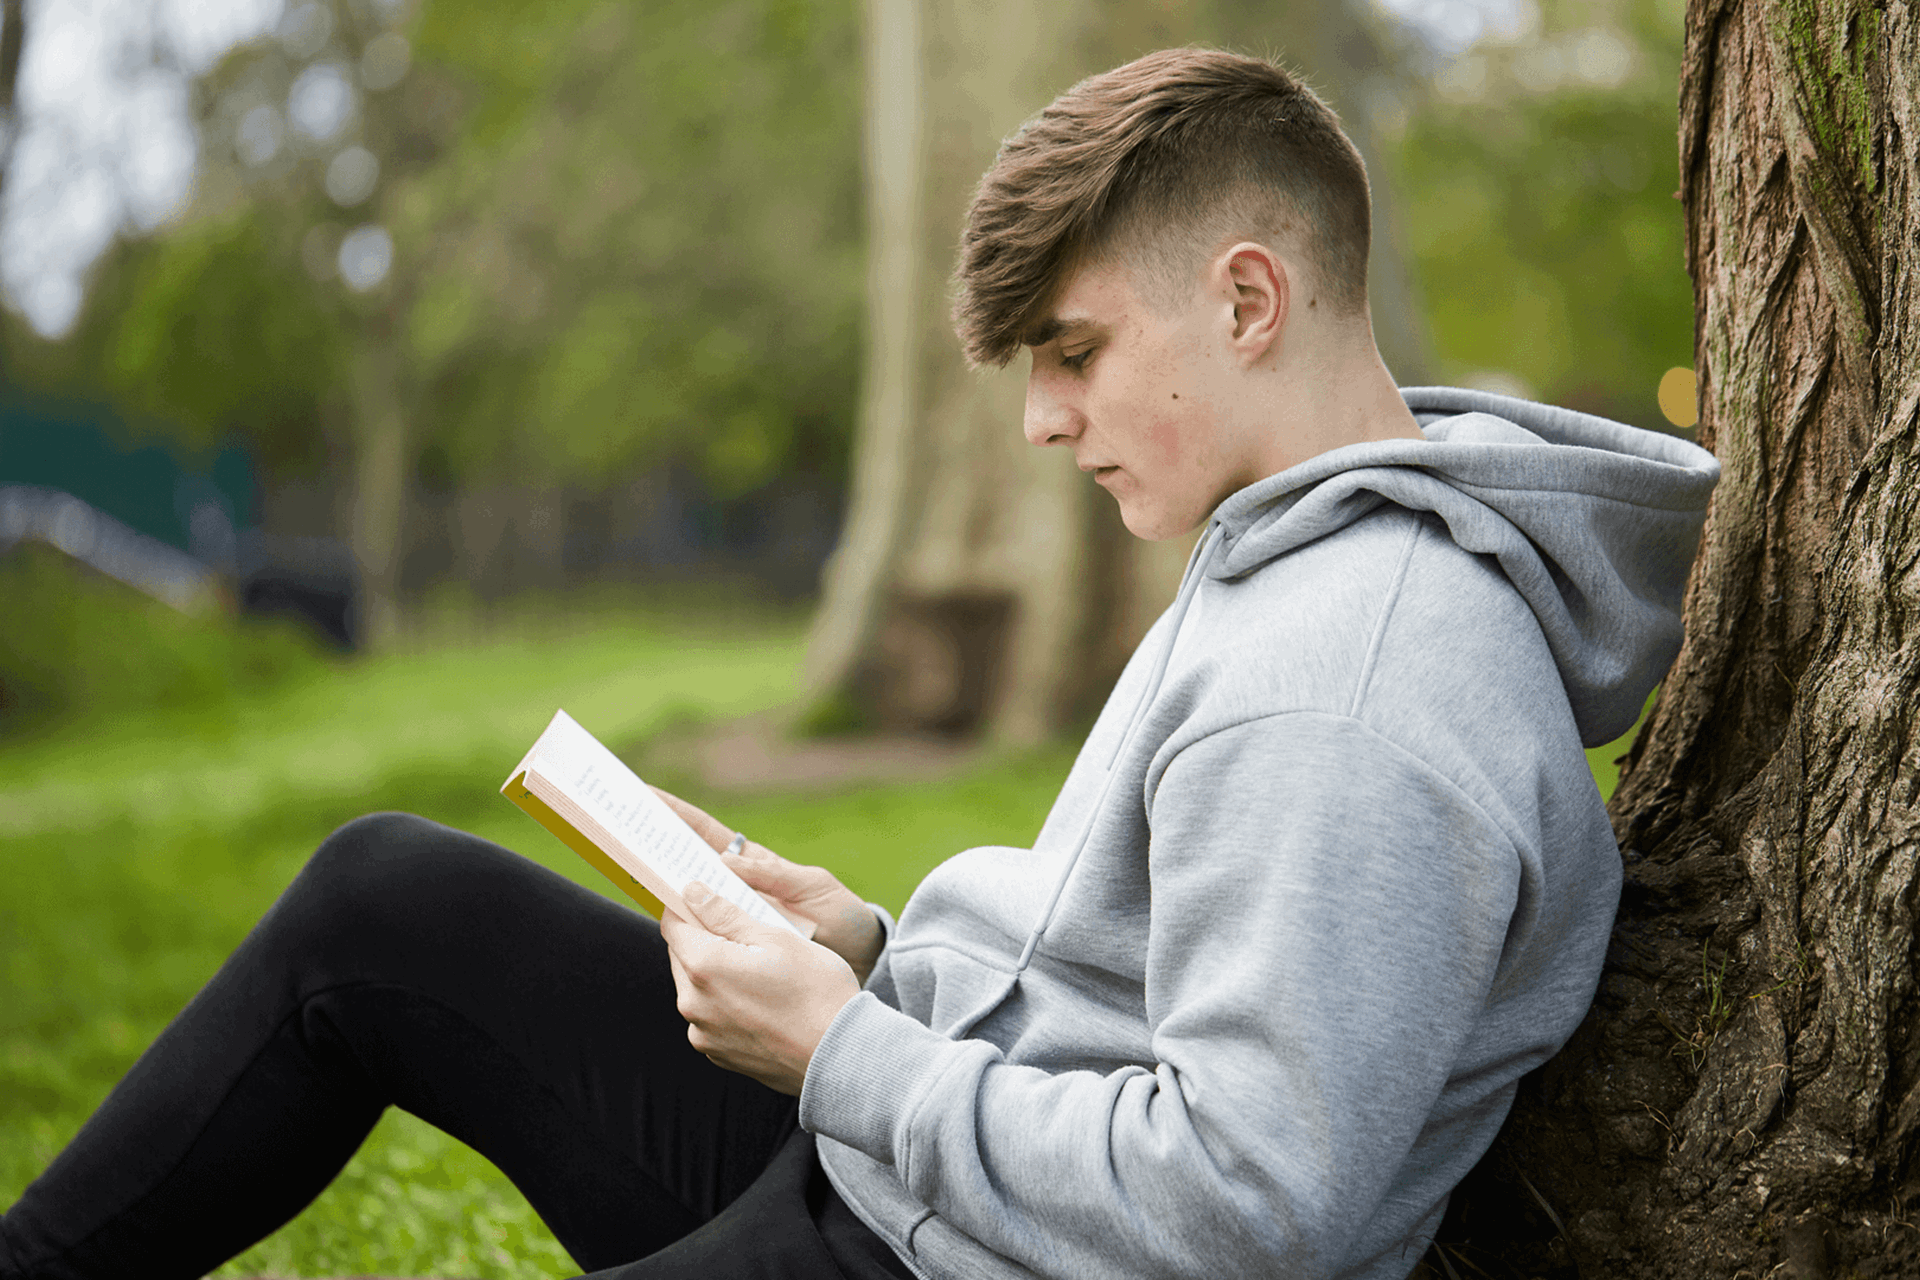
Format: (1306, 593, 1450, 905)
(953, 47, 1373, 368)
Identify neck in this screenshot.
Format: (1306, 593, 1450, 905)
(1248, 329, 1423, 477)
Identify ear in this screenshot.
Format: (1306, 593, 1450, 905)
(1218, 242, 1288, 363)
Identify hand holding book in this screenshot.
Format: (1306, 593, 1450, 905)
(651, 787, 886, 986)
(502, 709, 884, 979)
(502, 709, 810, 935)
(660, 881, 862, 1095)
(502, 709, 875, 1094)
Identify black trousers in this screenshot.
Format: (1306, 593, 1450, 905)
(0, 813, 917, 1280)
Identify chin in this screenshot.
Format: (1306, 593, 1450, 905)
(1118, 504, 1200, 542)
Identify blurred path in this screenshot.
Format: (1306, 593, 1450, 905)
(639, 710, 981, 795)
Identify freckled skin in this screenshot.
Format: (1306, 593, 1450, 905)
(1023, 244, 1422, 540)
(1024, 269, 1244, 538)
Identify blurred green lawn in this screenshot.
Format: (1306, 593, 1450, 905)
(0, 594, 1075, 1278)
(0, 593, 1639, 1278)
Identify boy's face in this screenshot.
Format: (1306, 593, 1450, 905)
(1021, 258, 1262, 540)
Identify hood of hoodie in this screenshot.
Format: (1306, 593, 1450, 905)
(1205, 386, 1719, 747)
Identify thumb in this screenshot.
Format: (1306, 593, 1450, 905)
(682, 881, 757, 941)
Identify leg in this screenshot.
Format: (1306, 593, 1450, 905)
(1, 813, 799, 1279)
(573, 1130, 914, 1280)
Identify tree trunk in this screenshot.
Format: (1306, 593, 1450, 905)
(347, 328, 409, 649)
(807, 0, 1427, 743)
(0, 0, 25, 192)
(1446, 3, 1920, 1276)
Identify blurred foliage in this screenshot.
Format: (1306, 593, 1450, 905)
(5, 0, 1696, 507)
(0, 544, 329, 734)
(1390, 0, 1695, 430)
(32, 0, 862, 499)
(97, 210, 347, 471)
(398, 0, 863, 494)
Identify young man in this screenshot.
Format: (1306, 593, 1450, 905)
(1, 48, 1717, 1280)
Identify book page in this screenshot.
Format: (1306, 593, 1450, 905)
(517, 709, 802, 935)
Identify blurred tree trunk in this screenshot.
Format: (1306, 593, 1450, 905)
(0, 0, 24, 192)
(347, 324, 409, 648)
(808, 0, 1427, 743)
(1445, 3, 1920, 1276)
(0, 0, 23, 389)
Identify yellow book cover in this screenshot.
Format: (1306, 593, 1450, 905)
(502, 709, 810, 937)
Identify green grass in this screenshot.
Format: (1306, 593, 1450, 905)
(0, 581, 1643, 1278)
(0, 591, 1074, 1278)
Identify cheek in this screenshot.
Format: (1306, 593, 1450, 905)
(1144, 413, 1185, 468)
(1144, 390, 1217, 474)
(1121, 380, 1188, 467)
(1139, 350, 1213, 470)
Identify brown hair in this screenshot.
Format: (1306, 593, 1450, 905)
(952, 47, 1372, 368)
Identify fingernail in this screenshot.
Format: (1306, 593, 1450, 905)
(684, 882, 713, 906)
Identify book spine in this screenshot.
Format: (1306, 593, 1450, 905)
(502, 771, 673, 919)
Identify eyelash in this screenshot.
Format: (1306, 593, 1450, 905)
(1061, 348, 1093, 371)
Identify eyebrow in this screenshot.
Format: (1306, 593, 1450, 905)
(1021, 315, 1098, 348)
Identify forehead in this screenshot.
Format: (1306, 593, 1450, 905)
(1020, 259, 1145, 347)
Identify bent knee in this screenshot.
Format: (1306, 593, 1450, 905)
(260, 812, 533, 990)
(323, 810, 441, 852)
(312, 810, 445, 875)
(293, 811, 484, 925)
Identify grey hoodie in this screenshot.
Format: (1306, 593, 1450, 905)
(798, 387, 1719, 1280)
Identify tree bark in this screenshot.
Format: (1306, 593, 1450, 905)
(1446, 3, 1920, 1276)
(801, 0, 929, 721)
(807, 0, 1428, 743)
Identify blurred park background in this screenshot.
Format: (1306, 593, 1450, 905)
(0, 0, 1691, 1273)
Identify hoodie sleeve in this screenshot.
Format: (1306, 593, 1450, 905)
(799, 711, 1522, 1279)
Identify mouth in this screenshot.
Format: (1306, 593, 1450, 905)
(1081, 463, 1120, 481)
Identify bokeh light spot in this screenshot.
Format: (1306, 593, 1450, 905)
(289, 63, 355, 142)
(279, 2, 334, 61)
(361, 33, 412, 92)
(326, 146, 380, 207)
(1658, 367, 1698, 429)
(338, 224, 393, 291)
(236, 104, 282, 166)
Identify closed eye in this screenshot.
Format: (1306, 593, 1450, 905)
(1061, 347, 1094, 371)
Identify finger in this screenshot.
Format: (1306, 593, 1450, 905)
(740, 847, 831, 891)
(650, 786, 733, 852)
(683, 881, 757, 942)
(724, 853, 810, 897)
(659, 908, 725, 973)
(657, 908, 693, 948)
(664, 939, 707, 1031)
(658, 911, 719, 977)
(665, 942, 693, 1004)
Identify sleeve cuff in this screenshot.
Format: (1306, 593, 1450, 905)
(799, 989, 979, 1164)
(866, 901, 896, 948)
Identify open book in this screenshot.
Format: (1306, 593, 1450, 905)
(502, 709, 810, 937)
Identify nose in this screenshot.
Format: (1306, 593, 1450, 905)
(1023, 369, 1080, 448)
